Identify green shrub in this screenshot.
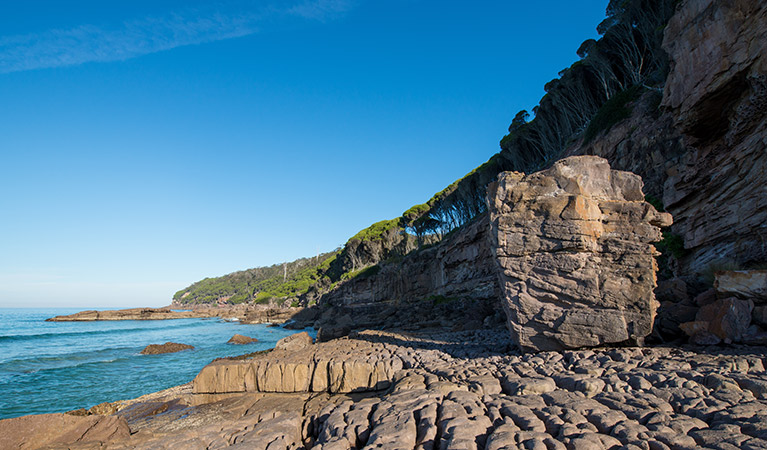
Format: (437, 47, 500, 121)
(583, 85, 644, 143)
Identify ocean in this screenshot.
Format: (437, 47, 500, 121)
(0, 308, 312, 419)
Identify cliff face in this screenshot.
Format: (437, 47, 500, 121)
(571, 0, 767, 279)
(314, 214, 502, 333)
(321, 215, 497, 308)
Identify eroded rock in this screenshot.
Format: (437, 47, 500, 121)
(487, 156, 671, 352)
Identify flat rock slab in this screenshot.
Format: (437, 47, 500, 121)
(0, 413, 130, 449)
(487, 156, 672, 352)
(194, 334, 403, 394)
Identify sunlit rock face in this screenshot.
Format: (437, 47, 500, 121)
(488, 156, 672, 352)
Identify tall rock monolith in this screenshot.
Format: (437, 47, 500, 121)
(487, 156, 672, 352)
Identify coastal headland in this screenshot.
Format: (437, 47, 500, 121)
(4, 0, 767, 448)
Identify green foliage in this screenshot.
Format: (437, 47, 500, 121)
(341, 264, 381, 281)
(654, 231, 687, 279)
(426, 295, 457, 306)
(583, 85, 644, 143)
(700, 259, 741, 286)
(174, 251, 339, 305)
(645, 195, 665, 212)
(348, 219, 403, 243)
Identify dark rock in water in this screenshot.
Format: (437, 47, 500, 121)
(227, 334, 258, 345)
(487, 156, 672, 352)
(140, 342, 194, 355)
(274, 331, 313, 352)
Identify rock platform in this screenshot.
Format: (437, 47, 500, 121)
(10, 328, 767, 449)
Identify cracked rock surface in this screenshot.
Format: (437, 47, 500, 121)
(12, 328, 767, 450)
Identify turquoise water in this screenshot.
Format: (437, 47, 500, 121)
(0, 308, 312, 419)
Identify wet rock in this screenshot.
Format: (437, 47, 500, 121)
(140, 342, 194, 355)
(487, 156, 671, 352)
(228, 334, 259, 344)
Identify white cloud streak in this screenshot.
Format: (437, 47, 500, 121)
(0, 0, 353, 74)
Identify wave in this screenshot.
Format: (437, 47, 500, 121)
(0, 346, 135, 373)
(0, 320, 208, 343)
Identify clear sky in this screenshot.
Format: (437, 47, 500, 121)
(0, 1, 607, 308)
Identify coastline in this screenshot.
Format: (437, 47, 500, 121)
(4, 327, 767, 449)
(45, 304, 303, 324)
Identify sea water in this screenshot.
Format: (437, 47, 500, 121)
(0, 308, 313, 419)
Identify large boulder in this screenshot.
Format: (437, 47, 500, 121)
(715, 270, 767, 303)
(487, 156, 672, 352)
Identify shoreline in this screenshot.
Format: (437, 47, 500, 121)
(45, 304, 304, 324)
(4, 327, 767, 449)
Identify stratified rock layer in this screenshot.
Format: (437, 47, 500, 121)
(193, 336, 403, 394)
(488, 156, 672, 352)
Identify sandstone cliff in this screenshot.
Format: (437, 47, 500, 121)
(570, 0, 767, 280)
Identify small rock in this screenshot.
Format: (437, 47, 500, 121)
(140, 342, 194, 355)
(227, 334, 258, 344)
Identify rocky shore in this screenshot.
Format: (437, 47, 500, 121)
(4, 328, 767, 449)
(46, 305, 301, 324)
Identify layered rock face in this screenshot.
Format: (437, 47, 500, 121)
(488, 156, 672, 352)
(193, 335, 403, 394)
(315, 214, 501, 331)
(574, 0, 767, 278)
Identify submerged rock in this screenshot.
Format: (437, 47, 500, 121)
(140, 342, 194, 355)
(487, 156, 672, 352)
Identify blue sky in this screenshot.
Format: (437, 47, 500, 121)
(0, 1, 606, 307)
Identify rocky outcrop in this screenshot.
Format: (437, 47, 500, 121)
(47, 306, 230, 321)
(0, 413, 130, 449)
(567, 0, 767, 283)
(140, 342, 194, 355)
(316, 214, 501, 331)
(193, 335, 403, 394)
(488, 156, 672, 352)
(228, 334, 258, 344)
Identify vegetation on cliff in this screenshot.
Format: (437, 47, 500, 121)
(397, 0, 678, 238)
(175, 0, 682, 306)
(173, 251, 340, 305)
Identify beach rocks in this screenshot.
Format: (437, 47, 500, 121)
(140, 342, 194, 355)
(275, 331, 313, 351)
(0, 413, 130, 449)
(228, 334, 258, 344)
(64, 328, 767, 449)
(487, 156, 671, 352)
